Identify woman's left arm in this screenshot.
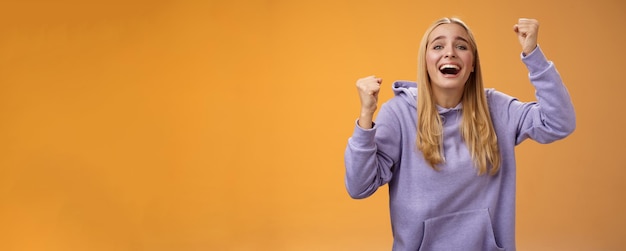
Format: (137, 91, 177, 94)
(512, 19, 576, 144)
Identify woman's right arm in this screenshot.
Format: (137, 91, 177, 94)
(344, 76, 397, 199)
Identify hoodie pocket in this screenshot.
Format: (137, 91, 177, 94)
(418, 208, 505, 251)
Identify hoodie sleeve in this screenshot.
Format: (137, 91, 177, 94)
(344, 102, 401, 199)
(504, 45, 576, 145)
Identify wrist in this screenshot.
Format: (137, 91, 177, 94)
(522, 45, 538, 57)
(360, 108, 376, 118)
(358, 113, 374, 129)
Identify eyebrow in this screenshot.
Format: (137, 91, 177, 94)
(430, 35, 470, 44)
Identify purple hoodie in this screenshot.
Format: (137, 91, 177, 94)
(344, 46, 575, 251)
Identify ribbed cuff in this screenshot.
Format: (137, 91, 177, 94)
(350, 119, 377, 149)
(521, 45, 551, 74)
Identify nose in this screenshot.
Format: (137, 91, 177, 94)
(443, 45, 457, 58)
(444, 49, 456, 58)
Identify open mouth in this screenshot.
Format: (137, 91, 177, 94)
(439, 64, 460, 75)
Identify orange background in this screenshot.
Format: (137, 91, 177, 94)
(1, 0, 624, 250)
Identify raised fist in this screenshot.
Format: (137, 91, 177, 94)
(513, 18, 539, 55)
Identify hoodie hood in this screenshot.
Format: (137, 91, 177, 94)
(392, 80, 418, 109)
(391, 80, 463, 114)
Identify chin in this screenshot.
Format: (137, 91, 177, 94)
(433, 80, 466, 89)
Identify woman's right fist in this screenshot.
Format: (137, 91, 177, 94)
(356, 75, 382, 115)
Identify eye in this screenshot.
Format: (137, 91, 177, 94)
(456, 45, 468, 50)
(433, 45, 443, 50)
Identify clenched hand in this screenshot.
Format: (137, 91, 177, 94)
(356, 75, 382, 129)
(513, 18, 539, 56)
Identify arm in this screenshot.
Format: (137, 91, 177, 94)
(344, 104, 399, 199)
(344, 76, 398, 199)
(511, 19, 576, 144)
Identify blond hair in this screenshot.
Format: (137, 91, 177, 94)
(416, 17, 501, 175)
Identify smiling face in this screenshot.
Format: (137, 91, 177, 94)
(425, 23, 475, 101)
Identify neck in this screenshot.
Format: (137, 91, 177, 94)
(432, 87, 463, 108)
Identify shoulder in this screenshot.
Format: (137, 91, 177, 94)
(485, 88, 517, 107)
(381, 94, 416, 113)
(375, 94, 417, 127)
(378, 97, 411, 124)
(484, 88, 521, 122)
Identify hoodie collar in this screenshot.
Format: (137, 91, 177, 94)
(436, 103, 463, 115)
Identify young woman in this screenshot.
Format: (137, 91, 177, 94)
(344, 17, 575, 251)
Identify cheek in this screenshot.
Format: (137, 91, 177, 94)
(425, 54, 439, 72)
(426, 53, 437, 66)
(463, 54, 474, 71)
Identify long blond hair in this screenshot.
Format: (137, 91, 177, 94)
(416, 17, 501, 175)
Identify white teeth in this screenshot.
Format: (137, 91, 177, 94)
(439, 64, 460, 70)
